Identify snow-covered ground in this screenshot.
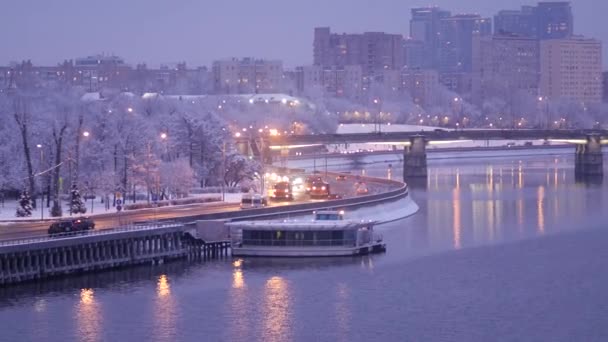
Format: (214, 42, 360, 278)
(0, 193, 244, 223)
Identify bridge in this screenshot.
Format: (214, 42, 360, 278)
(237, 129, 608, 179)
(264, 129, 608, 146)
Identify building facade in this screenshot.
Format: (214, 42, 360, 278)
(401, 69, 440, 107)
(537, 2, 573, 39)
(494, 2, 573, 39)
(439, 14, 492, 73)
(409, 7, 451, 69)
(603, 71, 608, 103)
(473, 34, 540, 106)
(494, 6, 538, 37)
(213, 58, 283, 94)
(540, 37, 602, 104)
(313, 27, 404, 77)
(295, 65, 363, 100)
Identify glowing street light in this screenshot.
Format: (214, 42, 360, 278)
(127, 107, 133, 113)
(82, 131, 90, 137)
(234, 132, 241, 138)
(36, 144, 42, 149)
(160, 132, 167, 140)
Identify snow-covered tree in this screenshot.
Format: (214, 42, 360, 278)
(159, 158, 196, 198)
(16, 190, 33, 217)
(68, 183, 86, 215)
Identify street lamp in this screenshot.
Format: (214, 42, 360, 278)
(82, 131, 90, 137)
(160, 132, 167, 140)
(36, 144, 44, 220)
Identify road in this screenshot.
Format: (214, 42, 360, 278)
(0, 173, 370, 241)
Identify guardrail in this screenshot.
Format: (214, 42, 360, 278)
(0, 223, 181, 249)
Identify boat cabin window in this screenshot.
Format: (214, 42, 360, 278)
(315, 213, 343, 221)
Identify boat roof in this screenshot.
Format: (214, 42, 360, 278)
(227, 219, 375, 231)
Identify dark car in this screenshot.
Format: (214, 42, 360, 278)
(336, 174, 348, 181)
(48, 217, 95, 236)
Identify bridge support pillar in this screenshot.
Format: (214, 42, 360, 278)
(403, 135, 427, 179)
(575, 134, 603, 179)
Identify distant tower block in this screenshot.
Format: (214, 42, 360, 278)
(403, 135, 427, 179)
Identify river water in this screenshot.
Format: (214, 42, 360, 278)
(1, 150, 608, 342)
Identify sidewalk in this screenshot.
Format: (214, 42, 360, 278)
(0, 193, 243, 224)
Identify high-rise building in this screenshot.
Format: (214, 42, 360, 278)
(603, 71, 608, 103)
(472, 34, 540, 106)
(493, 2, 573, 40)
(537, 2, 573, 39)
(439, 14, 492, 73)
(312, 28, 404, 77)
(540, 37, 602, 104)
(403, 39, 426, 69)
(494, 6, 538, 37)
(409, 7, 451, 68)
(401, 69, 440, 107)
(212, 58, 283, 94)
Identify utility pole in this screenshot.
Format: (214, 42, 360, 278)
(221, 141, 226, 202)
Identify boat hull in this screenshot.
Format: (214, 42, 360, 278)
(232, 242, 386, 257)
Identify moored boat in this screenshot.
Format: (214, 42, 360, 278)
(228, 210, 386, 257)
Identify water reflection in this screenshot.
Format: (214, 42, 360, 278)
(334, 282, 351, 342)
(396, 154, 606, 251)
(228, 260, 249, 342)
(75, 288, 102, 342)
(153, 275, 176, 342)
(537, 186, 546, 234)
(263, 276, 291, 342)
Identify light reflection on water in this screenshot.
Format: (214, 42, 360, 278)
(153, 275, 176, 342)
(263, 276, 291, 342)
(75, 288, 102, 342)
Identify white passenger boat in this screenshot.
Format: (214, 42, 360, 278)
(228, 210, 386, 257)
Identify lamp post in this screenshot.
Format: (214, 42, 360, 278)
(36, 144, 44, 220)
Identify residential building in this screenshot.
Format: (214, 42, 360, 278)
(493, 2, 573, 40)
(71, 54, 132, 90)
(540, 36, 602, 104)
(403, 39, 427, 69)
(295, 65, 363, 100)
(494, 6, 538, 37)
(472, 34, 540, 106)
(439, 14, 492, 73)
(401, 69, 440, 107)
(409, 7, 451, 68)
(213, 58, 283, 94)
(537, 2, 573, 39)
(313, 27, 404, 77)
(603, 71, 608, 103)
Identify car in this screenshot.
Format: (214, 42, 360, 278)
(240, 193, 268, 209)
(48, 217, 95, 236)
(336, 174, 347, 181)
(305, 176, 323, 193)
(310, 180, 331, 199)
(355, 182, 369, 195)
(271, 181, 293, 200)
(524, 141, 533, 146)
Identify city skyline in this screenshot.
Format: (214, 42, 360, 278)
(1, 0, 606, 68)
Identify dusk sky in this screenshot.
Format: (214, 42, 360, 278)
(1, 0, 606, 68)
